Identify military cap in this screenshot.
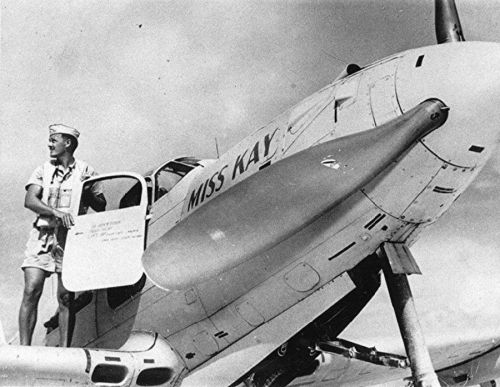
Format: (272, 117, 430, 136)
(49, 124, 80, 139)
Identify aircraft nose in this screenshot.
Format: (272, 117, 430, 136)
(396, 42, 500, 167)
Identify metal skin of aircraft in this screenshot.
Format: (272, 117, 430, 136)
(1, 0, 500, 386)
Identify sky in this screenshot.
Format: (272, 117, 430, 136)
(1, 0, 500, 350)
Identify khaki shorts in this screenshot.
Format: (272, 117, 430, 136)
(21, 227, 65, 273)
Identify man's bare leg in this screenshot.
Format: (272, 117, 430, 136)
(19, 267, 46, 345)
(57, 273, 74, 347)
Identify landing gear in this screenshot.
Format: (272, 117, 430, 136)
(377, 242, 441, 387)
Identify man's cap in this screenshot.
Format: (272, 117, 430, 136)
(49, 124, 80, 139)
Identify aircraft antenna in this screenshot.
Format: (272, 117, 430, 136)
(435, 0, 465, 44)
(321, 49, 347, 66)
(215, 137, 220, 159)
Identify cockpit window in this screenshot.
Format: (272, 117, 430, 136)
(156, 168, 183, 200)
(154, 158, 200, 201)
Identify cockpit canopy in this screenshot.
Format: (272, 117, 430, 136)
(118, 157, 202, 210)
(146, 157, 202, 202)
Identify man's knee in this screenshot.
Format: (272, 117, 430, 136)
(22, 267, 47, 303)
(22, 282, 43, 305)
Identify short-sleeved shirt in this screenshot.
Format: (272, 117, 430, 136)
(26, 159, 102, 214)
(23, 159, 102, 272)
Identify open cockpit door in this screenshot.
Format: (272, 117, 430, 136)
(63, 172, 148, 292)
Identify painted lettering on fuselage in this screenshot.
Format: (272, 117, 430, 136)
(187, 165, 228, 211)
(232, 127, 279, 179)
(186, 126, 280, 212)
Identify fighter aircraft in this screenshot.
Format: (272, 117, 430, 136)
(1, 0, 500, 386)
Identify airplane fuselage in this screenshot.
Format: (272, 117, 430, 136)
(44, 41, 500, 385)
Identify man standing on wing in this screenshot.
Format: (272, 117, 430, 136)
(19, 124, 106, 346)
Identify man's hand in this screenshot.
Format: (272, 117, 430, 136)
(53, 209, 74, 228)
(25, 185, 74, 227)
(82, 185, 106, 212)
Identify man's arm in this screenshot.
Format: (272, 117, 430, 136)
(25, 185, 74, 228)
(83, 189, 106, 212)
(81, 165, 106, 212)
